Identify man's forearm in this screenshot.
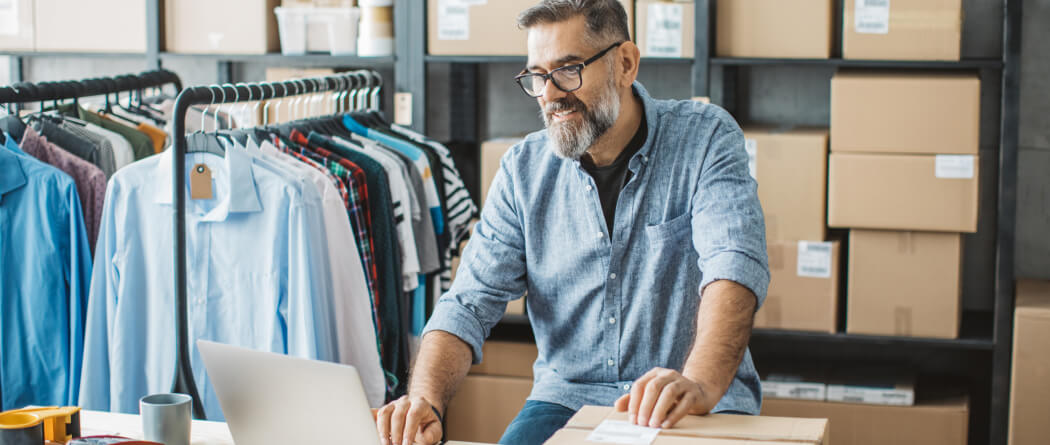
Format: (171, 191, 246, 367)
(408, 330, 475, 414)
(681, 280, 757, 406)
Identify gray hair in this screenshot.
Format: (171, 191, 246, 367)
(517, 0, 630, 49)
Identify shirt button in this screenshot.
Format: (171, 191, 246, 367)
(609, 317, 616, 324)
(607, 359, 615, 367)
(585, 185, 593, 191)
(597, 232, 604, 238)
(624, 384, 632, 391)
(609, 273, 617, 279)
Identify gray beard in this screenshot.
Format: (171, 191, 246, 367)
(542, 81, 621, 160)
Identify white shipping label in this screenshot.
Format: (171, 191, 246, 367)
(744, 138, 757, 179)
(0, 0, 19, 36)
(797, 241, 833, 279)
(645, 3, 683, 57)
(437, 0, 470, 40)
(394, 92, 413, 126)
(935, 155, 975, 179)
(587, 420, 660, 445)
(855, 0, 890, 34)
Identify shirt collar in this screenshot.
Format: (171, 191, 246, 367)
(627, 81, 658, 172)
(152, 142, 263, 219)
(0, 138, 27, 203)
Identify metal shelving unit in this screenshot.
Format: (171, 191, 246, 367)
(4, 0, 1021, 442)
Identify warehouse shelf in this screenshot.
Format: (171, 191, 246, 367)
(711, 57, 1004, 70)
(0, 51, 147, 58)
(424, 55, 694, 64)
(159, 52, 396, 68)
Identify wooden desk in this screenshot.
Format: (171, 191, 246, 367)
(79, 410, 490, 445)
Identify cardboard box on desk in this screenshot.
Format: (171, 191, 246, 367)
(745, 127, 828, 242)
(843, 0, 962, 61)
(35, 0, 146, 52)
(828, 152, 979, 233)
(0, 0, 34, 51)
(636, 0, 693, 58)
(428, 0, 632, 56)
(166, 0, 281, 54)
(831, 72, 979, 156)
(445, 375, 532, 444)
(716, 0, 833, 59)
(1009, 280, 1050, 445)
(546, 406, 828, 445)
(846, 229, 962, 339)
(755, 240, 840, 334)
(762, 396, 969, 445)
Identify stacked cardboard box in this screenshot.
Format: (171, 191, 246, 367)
(444, 341, 537, 443)
(746, 128, 839, 333)
(166, 0, 282, 54)
(829, 71, 980, 339)
(843, 0, 963, 61)
(715, 0, 834, 59)
(762, 396, 969, 445)
(0, 0, 147, 52)
(636, 0, 693, 58)
(1009, 280, 1050, 445)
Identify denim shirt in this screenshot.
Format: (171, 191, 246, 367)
(424, 82, 769, 414)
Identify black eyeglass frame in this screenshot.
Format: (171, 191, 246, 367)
(514, 41, 625, 98)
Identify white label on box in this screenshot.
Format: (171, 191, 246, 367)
(438, 0, 471, 40)
(935, 155, 975, 179)
(0, 0, 18, 36)
(762, 380, 827, 401)
(744, 138, 757, 179)
(394, 92, 413, 126)
(645, 3, 683, 57)
(855, 0, 890, 34)
(587, 420, 660, 445)
(827, 384, 914, 406)
(797, 241, 833, 279)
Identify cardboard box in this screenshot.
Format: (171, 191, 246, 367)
(827, 153, 979, 233)
(843, 0, 962, 61)
(547, 405, 828, 445)
(0, 0, 34, 51)
(480, 138, 521, 206)
(745, 127, 828, 242)
(846, 230, 962, 339)
(762, 397, 969, 445)
(636, 0, 694, 58)
(445, 375, 532, 444)
(716, 0, 832, 59)
(428, 0, 633, 56)
(1009, 280, 1050, 445)
(35, 0, 146, 52)
(166, 0, 281, 54)
(830, 72, 980, 156)
(755, 241, 840, 333)
(470, 341, 537, 379)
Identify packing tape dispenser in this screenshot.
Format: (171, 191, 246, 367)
(0, 406, 81, 445)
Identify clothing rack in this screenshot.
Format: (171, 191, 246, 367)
(0, 69, 182, 108)
(169, 70, 385, 419)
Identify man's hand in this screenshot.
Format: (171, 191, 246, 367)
(374, 395, 443, 445)
(613, 367, 719, 429)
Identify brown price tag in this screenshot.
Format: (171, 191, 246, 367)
(190, 163, 214, 200)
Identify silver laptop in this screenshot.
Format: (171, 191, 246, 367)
(198, 340, 382, 445)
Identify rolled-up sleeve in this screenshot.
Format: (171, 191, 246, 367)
(422, 151, 528, 364)
(691, 120, 770, 306)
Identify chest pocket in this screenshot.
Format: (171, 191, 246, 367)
(645, 212, 692, 252)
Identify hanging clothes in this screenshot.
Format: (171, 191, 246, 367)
(0, 133, 92, 410)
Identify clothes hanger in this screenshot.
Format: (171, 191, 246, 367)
(185, 85, 226, 157)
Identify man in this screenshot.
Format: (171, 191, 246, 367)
(375, 1, 768, 444)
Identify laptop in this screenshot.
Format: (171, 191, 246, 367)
(198, 340, 382, 445)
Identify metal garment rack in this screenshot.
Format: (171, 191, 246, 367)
(0, 69, 181, 111)
(168, 69, 384, 419)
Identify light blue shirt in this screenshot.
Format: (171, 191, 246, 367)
(1, 135, 92, 409)
(424, 83, 770, 414)
(80, 147, 337, 420)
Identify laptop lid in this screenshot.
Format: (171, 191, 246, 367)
(197, 340, 382, 445)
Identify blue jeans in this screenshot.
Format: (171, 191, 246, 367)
(498, 400, 577, 445)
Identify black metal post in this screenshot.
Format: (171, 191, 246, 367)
(146, 0, 161, 70)
(691, 0, 711, 98)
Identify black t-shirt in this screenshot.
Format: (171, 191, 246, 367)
(581, 113, 648, 234)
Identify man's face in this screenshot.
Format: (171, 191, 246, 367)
(526, 16, 622, 160)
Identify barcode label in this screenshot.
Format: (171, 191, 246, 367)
(797, 241, 833, 279)
(744, 138, 757, 179)
(935, 155, 975, 179)
(855, 0, 890, 34)
(645, 3, 683, 57)
(438, 0, 471, 40)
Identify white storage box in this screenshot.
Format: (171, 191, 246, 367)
(275, 6, 361, 55)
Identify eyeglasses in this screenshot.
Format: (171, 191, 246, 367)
(514, 42, 624, 98)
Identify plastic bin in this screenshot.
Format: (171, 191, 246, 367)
(275, 6, 361, 55)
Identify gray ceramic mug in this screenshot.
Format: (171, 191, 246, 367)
(140, 393, 192, 445)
